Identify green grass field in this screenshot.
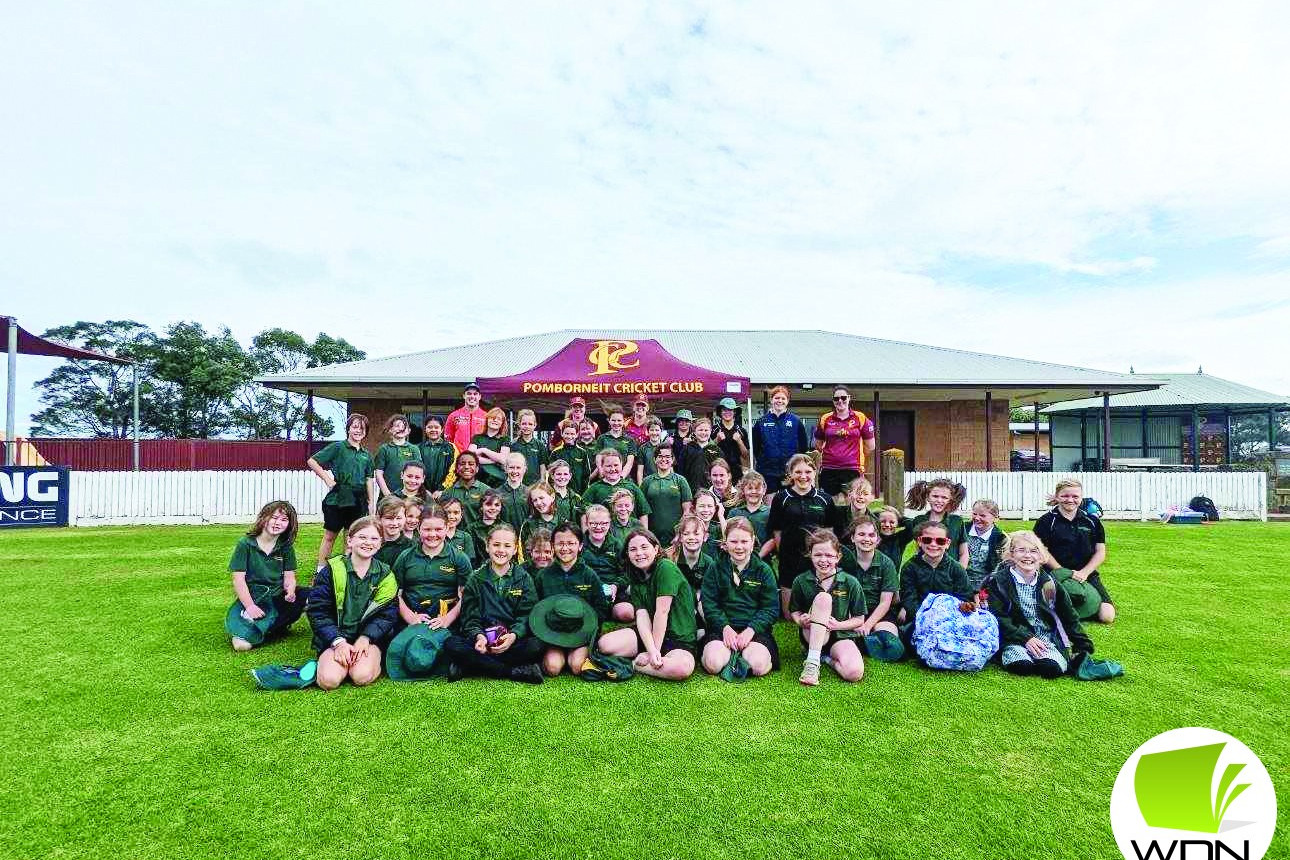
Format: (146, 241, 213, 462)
(2, 521, 1287, 860)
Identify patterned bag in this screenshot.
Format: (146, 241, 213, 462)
(913, 593, 1000, 671)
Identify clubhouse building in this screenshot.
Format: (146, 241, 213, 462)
(258, 329, 1159, 472)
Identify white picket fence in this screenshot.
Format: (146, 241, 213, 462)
(59, 468, 1270, 526)
(904, 471, 1267, 521)
(69, 471, 326, 526)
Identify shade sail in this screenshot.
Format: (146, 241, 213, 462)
(476, 338, 749, 405)
(1, 317, 131, 364)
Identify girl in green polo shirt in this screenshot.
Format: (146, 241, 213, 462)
(520, 482, 563, 552)
(708, 458, 736, 510)
(306, 413, 377, 567)
(608, 488, 641, 546)
(692, 489, 726, 559)
(790, 529, 867, 686)
(906, 479, 970, 568)
(596, 529, 697, 681)
(547, 460, 585, 524)
(728, 471, 771, 551)
(374, 413, 420, 497)
(469, 408, 511, 488)
(306, 516, 399, 690)
(440, 497, 477, 568)
(374, 495, 414, 567)
(226, 500, 303, 651)
(397, 461, 428, 508)
(670, 514, 716, 594)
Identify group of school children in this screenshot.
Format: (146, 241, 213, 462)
(228, 386, 1121, 689)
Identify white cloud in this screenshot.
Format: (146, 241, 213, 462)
(2, 2, 1289, 434)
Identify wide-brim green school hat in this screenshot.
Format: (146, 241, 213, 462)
(1053, 569, 1102, 620)
(251, 660, 317, 690)
(386, 625, 452, 681)
(225, 600, 278, 646)
(529, 595, 599, 648)
(719, 651, 751, 682)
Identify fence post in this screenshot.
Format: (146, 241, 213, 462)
(1020, 471, 1030, 521)
(201, 471, 214, 523)
(1139, 473, 1148, 521)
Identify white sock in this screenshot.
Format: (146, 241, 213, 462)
(806, 648, 821, 665)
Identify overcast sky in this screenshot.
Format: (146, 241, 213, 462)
(4, 2, 1289, 435)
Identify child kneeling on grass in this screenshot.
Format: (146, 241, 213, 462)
(597, 529, 698, 681)
(534, 523, 610, 677)
(985, 530, 1093, 679)
(226, 501, 304, 651)
(699, 518, 780, 679)
(442, 523, 545, 684)
(306, 517, 399, 690)
(789, 529, 866, 686)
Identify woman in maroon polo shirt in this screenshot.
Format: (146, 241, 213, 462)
(813, 386, 876, 499)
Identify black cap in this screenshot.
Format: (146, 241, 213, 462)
(463, 383, 481, 393)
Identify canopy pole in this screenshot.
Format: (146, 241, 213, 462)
(871, 390, 881, 493)
(5, 316, 16, 467)
(745, 395, 754, 470)
(132, 363, 140, 471)
(1033, 402, 1041, 467)
(1102, 392, 1112, 471)
(984, 391, 993, 471)
(1191, 407, 1201, 472)
(306, 389, 315, 444)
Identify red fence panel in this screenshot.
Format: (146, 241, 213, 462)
(22, 438, 329, 471)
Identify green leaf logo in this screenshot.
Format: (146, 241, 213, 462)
(1134, 742, 1251, 833)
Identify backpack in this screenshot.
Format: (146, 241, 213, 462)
(912, 593, 1000, 672)
(1079, 497, 1103, 518)
(1188, 495, 1220, 521)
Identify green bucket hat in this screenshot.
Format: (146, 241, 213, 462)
(1073, 653, 1125, 681)
(864, 631, 905, 662)
(251, 660, 317, 690)
(530, 595, 598, 648)
(675, 409, 695, 421)
(719, 651, 751, 682)
(1053, 568, 1103, 620)
(579, 650, 635, 682)
(386, 625, 452, 681)
(225, 600, 277, 646)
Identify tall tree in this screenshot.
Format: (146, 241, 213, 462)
(231, 329, 365, 439)
(29, 321, 155, 438)
(138, 322, 256, 438)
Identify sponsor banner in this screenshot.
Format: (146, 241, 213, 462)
(0, 466, 71, 528)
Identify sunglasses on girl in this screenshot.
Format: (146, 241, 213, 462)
(833, 395, 849, 402)
(918, 536, 951, 547)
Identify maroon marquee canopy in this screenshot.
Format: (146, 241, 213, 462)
(476, 338, 750, 408)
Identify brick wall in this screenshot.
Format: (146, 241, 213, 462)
(347, 398, 408, 455)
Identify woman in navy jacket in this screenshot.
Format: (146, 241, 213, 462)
(751, 386, 809, 493)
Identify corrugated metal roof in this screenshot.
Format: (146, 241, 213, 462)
(257, 329, 1152, 388)
(1044, 372, 1290, 413)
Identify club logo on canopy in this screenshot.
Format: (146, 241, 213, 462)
(587, 340, 641, 377)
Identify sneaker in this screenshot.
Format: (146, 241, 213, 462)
(445, 661, 464, 683)
(799, 660, 820, 687)
(820, 654, 834, 669)
(510, 663, 545, 685)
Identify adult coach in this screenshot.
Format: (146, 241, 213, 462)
(445, 383, 487, 453)
(814, 386, 875, 499)
(752, 385, 808, 492)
